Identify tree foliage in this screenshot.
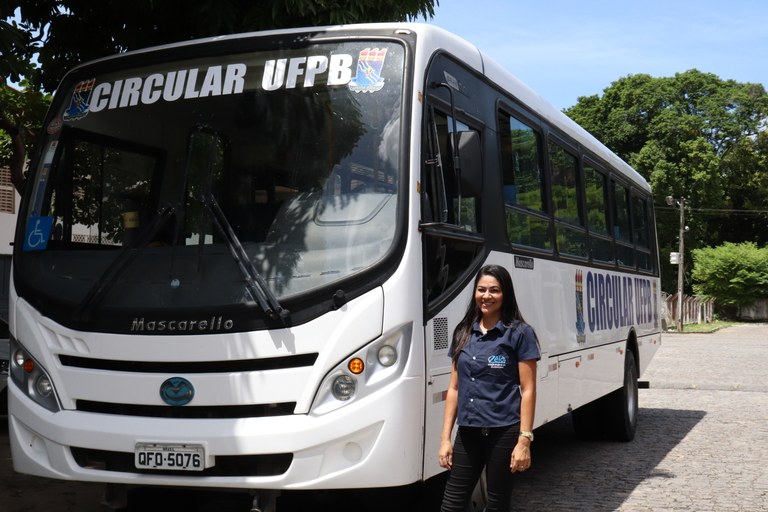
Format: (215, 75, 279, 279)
(565, 70, 768, 294)
(691, 242, 768, 315)
(0, 0, 437, 191)
(0, 82, 50, 191)
(0, 17, 31, 82)
(3, 0, 438, 91)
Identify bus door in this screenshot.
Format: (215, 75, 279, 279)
(420, 95, 484, 478)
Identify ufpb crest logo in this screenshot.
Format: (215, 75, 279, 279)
(64, 79, 96, 121)
(349, 48, 388, 93)
(575, 270, 586, 344)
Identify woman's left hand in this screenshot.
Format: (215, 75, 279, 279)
(510, 438, 531, 473)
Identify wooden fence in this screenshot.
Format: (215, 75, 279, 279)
(661, 292, 715, 330)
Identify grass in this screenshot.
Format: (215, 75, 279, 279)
(667, 320, 741, 333)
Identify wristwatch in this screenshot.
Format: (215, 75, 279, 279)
(519, 431, 534, 442)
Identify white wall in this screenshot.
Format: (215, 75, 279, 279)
(0, 190, 20, 256)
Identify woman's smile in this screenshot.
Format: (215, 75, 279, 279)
(475, 275, 503, 324)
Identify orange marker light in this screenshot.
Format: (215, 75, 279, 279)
(348, 358, 365, 375)
(23, 359, 35, 373)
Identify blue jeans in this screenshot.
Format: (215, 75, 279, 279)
(440, 425, 520, 512)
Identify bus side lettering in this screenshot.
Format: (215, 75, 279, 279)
(586, 271, 652, 333)
(634, 277, 654, 325)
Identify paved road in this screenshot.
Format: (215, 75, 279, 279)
(2, 324, 767, 511)
(513, 323, 768, 511)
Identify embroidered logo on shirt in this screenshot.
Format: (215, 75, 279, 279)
(487, 355, 508, 368)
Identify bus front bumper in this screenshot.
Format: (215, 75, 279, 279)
(8, 375, 424, 490)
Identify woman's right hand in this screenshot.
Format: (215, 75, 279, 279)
(438, 439, 453, 469)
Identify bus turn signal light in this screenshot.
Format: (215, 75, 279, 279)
(348, 358, 364, 374)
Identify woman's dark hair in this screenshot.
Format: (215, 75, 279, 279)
(451, 264, 523, 364)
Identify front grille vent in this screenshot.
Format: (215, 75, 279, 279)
(76, 400, 296, 419)
(59, 353, 318, 374)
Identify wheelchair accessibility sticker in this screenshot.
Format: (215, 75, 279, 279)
(23, 216, 54, 251)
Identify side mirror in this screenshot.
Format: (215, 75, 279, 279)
(451, 130, 482, 196)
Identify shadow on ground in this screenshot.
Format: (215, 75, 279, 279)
(1, 406, 704, 512)
(511, 407, 706, 511)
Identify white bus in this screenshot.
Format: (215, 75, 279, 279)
(8, 23, 661, 510)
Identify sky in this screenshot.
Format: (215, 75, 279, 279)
(419, 0, 768, 110)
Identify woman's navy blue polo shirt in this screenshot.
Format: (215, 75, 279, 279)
(449, 320, 540, 427)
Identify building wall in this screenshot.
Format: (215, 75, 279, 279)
(0, 167, 20, 322)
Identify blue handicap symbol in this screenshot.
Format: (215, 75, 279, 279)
(23, 216, 54, 251)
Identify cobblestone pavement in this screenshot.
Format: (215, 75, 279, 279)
(2, 324, 767, 511)
(512, 323, 768, 511)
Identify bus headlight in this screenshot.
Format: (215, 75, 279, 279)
(311, 323, 412, 416)
(377, 344, 397, 367)
(332, 374, 356, 401)
(9, 338, 61, 412)
(36, 375, 54, 397)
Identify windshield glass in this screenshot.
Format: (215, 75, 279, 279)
(17, 41, 404, 326)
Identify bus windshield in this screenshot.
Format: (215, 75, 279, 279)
(16, 41, 404, 324)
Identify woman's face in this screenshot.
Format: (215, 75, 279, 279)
(475, 274, 503, 320)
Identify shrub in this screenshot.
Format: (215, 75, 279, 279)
(691, 242, 768, 316)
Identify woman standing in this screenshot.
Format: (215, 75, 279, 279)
(438, 264, 540, 512)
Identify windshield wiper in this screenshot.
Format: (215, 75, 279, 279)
(202, 192, 289, 323)
(76, 205, 176, 323)
(189, 124, 288, 323)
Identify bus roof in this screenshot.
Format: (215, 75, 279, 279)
(65, 22, 650, 192)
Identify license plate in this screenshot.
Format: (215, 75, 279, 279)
(135, 443, 207, 471)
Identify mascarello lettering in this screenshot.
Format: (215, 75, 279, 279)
(130, 316, 234, 332)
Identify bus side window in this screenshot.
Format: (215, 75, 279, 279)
(632, 194, 654, 272)
(584, 162, 614, 263)
(498, 110, 552, 251)
(612, 181, 634, 268)
(549, 140, 586, 258)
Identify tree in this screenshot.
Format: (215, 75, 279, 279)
(0, 17, 31, 83)
(1, 14, 49, 191)
(0, 83, 50, 191)
(565, 70, 768, 294)
(0, 0, 438, 191)
(691, 242, 768, 317)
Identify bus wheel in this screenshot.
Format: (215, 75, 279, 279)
(608, 350, 639, 441)
(572, 350, 638, 442)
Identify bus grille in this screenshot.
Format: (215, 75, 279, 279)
(59, 353, 318, 373)
(75, 400, 296, 419)
(71, 447, 292, 477)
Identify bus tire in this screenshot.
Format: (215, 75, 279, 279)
(572, 350, 638, 442)
(609, 349, 639, 441)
